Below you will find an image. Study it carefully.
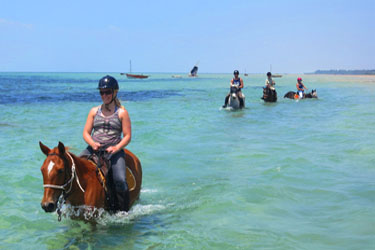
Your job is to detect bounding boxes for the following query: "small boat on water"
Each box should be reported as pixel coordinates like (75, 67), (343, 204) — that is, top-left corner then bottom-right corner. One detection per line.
(126, 73), (149, 79)
(121, 60), (149, 79)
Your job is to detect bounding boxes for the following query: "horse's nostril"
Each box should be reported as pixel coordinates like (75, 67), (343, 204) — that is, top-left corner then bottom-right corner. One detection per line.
(41, 202), (56, 212)
(47, 203), (55, 211)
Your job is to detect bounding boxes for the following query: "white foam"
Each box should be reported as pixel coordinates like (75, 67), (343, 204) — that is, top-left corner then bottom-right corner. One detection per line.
(59, 204), (106, 221)
(141, 188), (158, 193)
(57, 203), (167, 225)
(97, 204), (167, 225)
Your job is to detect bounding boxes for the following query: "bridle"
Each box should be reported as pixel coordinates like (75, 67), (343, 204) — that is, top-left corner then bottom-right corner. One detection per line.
(43, 151), (86, 221)
(43, 152), (85, 194)
(43, 152), (85, 221)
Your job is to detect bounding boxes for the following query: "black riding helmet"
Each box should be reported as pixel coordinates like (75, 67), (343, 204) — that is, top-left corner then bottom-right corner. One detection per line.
(267, 72), (272, 77)
(98, 75), (119, 90)
(233, 70), (239, 75)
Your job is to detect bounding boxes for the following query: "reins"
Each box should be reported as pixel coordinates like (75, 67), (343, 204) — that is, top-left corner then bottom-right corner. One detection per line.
(43, 152), (86, 194)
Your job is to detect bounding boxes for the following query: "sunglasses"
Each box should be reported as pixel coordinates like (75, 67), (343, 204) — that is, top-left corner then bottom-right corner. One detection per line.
(100, 90), (113, 96)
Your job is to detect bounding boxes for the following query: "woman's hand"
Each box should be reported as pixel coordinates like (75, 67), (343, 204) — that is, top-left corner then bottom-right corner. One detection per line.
(106, 145), (120, 154)
(91, 142), (101, 151)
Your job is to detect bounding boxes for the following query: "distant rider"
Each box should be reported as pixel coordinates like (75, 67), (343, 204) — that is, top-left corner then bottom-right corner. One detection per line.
(265, 72), (275, 90)
(223, 70), (244, 108)
(296, 77), (308, 98)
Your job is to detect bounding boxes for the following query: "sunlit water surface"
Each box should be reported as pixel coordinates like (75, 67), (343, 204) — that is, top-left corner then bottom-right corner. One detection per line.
(0, 73), (374, 249)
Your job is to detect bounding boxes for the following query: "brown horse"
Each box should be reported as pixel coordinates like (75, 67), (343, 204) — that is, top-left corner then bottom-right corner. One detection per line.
(39, 141), (142, 219)
(261, 87), (278, 102)
(284, 89), (318, 99)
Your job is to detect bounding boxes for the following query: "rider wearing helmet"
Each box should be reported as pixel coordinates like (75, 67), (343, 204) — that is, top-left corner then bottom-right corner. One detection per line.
(296, 77), (308, 98)
(80, 75), (131, 212)
(223, 70), (245, 108)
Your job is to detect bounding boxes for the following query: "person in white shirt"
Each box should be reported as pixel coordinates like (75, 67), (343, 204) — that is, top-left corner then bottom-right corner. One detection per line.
(265, 72), (275, 90)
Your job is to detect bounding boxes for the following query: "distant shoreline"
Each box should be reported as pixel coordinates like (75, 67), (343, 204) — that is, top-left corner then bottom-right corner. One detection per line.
(306, 74), (375, 77)
(310, 69), (375, 75)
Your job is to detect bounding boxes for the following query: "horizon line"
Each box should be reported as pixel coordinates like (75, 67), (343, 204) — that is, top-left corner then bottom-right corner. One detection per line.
(0, 71), (313, 74)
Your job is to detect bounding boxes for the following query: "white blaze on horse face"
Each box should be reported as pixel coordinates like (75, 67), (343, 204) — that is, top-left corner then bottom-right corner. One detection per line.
(47, 161), (55, 176)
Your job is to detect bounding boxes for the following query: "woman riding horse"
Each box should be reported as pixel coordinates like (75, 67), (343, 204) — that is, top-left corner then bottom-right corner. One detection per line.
(80, 75), (132, 212)
(296, 77), (308, 98)
(223, 70), (245, 108)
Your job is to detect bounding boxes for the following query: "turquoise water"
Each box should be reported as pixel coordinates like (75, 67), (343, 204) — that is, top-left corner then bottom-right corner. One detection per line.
(0, 72), (374, 249)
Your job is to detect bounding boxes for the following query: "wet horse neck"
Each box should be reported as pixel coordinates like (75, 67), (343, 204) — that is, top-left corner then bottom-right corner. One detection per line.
(66, 154), (105, 208)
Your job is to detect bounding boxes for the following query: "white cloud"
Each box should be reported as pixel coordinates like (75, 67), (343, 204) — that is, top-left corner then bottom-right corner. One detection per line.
(0, 18), (33, 29)
(108, 25), (122, 32)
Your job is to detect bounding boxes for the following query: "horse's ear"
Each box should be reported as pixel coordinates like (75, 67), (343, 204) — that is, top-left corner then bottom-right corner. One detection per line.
(58, 141), (65, 155)
(39, 141), (50, 156)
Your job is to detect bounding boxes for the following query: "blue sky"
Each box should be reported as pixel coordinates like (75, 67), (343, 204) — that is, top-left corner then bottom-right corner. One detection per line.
(0, 0), (374, 73)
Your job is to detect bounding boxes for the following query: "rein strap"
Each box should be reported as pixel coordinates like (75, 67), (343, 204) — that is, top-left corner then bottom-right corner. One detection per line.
(43, 152), (85, 194)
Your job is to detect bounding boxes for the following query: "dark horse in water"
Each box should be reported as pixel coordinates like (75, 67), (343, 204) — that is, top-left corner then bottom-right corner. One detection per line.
(39, 141), (142, 220)
(261, 87), (277, 102)
(284, 89), (318, 99)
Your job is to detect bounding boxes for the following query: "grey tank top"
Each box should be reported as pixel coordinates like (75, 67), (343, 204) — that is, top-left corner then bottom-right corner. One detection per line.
(92, 106), (122, 146)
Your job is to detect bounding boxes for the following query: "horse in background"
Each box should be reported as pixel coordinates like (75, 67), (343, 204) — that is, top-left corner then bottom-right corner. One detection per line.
(284, 89), (318, 99)
(261, 87), (277, 102)
(39, 141), (142, 220)
(304, 89), (318, 98)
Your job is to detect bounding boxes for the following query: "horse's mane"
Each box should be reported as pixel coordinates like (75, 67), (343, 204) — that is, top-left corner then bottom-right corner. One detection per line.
(67, 150), (97, 171)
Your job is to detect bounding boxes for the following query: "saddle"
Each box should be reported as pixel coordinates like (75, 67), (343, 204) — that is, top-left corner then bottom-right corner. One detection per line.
(262, 87), (277, 101)
(83, 150), (116, 210)
(82, 150), (137, 211)
(86, 151), (110, 188)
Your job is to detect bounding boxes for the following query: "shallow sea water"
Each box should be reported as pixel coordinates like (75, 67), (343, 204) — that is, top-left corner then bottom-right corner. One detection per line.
(0, 72), (374, 249)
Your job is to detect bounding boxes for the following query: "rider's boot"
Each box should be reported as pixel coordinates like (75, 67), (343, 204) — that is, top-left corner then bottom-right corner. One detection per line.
(116, 189), (130, 212)
(222, 95), (229, 108)
(240, 98), (244, 108)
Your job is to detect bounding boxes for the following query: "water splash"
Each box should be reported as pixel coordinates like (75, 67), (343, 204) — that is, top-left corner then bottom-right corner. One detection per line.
(57, 203), (166, 225)
(141, 188), (158, 193)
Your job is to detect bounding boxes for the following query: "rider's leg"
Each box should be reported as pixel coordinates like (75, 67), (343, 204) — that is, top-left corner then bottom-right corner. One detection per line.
(238, 92), (244, 107)
(262, 87), (268, 99)
(110, 150), (129, 212)
(223, 93), (230, 107)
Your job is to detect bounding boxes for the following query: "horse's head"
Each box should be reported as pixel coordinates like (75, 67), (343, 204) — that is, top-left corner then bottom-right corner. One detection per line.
(230, 86), (239, 99)
(312, 89), (317, 97)
(39, 141), (70, 212)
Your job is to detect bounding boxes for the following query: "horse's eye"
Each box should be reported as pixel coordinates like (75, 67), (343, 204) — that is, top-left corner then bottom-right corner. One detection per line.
(58, 169), (64, 174)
